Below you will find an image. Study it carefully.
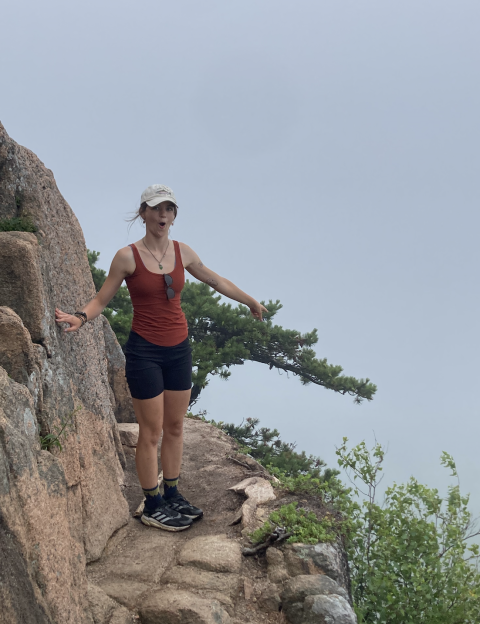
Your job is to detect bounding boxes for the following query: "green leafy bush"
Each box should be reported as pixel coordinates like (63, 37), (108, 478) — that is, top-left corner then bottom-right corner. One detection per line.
(0, 216), (38, 232)
(192, 418), (480, 620)
(337, 439), (480, 624)
(268, 466), (359, 515)
(251, 502), (339, 545)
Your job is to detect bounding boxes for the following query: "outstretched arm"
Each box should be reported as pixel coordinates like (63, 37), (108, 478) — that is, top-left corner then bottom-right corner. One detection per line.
(55, 246), (134, 332)
(181, 243), (267, 321)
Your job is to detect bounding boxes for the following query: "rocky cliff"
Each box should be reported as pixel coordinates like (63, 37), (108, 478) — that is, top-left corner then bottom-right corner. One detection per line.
(0, 122), (130, 623)
(0, 123), (356, 624)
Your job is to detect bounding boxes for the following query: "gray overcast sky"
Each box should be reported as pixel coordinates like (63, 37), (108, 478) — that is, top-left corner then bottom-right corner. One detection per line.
(2, 1), (480, 510)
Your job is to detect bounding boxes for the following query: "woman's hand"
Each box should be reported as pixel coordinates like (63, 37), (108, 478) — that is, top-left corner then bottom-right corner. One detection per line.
(249, 301), (268, 321)
(55, 308), (83, 332)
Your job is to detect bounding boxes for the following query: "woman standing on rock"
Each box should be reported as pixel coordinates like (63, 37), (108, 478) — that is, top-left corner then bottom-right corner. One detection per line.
(55, 184), (267, 532)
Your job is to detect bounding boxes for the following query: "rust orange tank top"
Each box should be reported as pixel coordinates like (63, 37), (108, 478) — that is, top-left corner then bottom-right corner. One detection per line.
(125, 241), (188, 347)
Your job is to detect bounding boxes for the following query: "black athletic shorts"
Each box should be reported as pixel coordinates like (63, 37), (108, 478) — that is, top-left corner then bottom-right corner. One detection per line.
(124, 331), (192, 400)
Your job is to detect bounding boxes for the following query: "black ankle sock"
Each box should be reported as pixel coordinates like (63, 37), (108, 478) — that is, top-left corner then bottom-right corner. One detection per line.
(143, 484), (162, 510)
(163, 476), (179, 499)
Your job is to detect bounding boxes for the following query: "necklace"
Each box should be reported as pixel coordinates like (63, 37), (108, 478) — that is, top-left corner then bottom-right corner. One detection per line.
(143, 238), (170, 270)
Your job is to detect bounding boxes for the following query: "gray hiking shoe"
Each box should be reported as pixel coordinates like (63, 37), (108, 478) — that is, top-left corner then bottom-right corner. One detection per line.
(141, 498), (193, 531)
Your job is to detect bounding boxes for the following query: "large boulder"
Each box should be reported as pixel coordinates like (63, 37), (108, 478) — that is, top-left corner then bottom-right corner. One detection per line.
(0, 510), (52, 624)
(0, 368), (92, 623)
(0, 120), (130, 622)
(86, 583), (134, 624)
(138, 590), (232, 624)
(284, 542), (352, 600)
(0, 306), (41, 393)
(0, 231), (47, 344)
(177, 534), (243, 574)
(281, 575), (356, 624)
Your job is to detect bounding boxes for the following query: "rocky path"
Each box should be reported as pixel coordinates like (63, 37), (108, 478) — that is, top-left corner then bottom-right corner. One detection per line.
(86, 418), (285, 624)
(86, 417), (357, 624)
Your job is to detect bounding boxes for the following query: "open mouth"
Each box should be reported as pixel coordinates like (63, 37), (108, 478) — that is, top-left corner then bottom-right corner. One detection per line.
(159, 222), (166, 227)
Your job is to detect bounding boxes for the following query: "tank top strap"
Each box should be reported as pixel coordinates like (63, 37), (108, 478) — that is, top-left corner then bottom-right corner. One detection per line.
(128, 243), (143, 275)
(173, 240), (184, 270)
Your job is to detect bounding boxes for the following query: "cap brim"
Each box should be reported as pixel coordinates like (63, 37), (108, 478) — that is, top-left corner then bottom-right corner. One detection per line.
(145, 197), (178, 208)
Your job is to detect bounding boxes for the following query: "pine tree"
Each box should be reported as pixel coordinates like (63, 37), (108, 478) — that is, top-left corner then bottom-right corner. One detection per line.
(182, 281), (376, 406)
(214, 416), (337, 479)
(88, 251), (376, 406)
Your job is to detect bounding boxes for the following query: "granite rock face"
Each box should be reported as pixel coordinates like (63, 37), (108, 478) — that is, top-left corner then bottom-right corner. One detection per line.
(266, 547), (289, 584)
(0, 230), (47, 344)
(0, 121), (129, 623)
(0, 368), (91, 623)
(101, 316), (135, 423)
(264, 540), (356, 623)
(284, 542), (351, 595)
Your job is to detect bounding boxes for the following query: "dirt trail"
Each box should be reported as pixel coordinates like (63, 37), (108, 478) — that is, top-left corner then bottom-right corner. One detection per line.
(87, 418), (285, 623)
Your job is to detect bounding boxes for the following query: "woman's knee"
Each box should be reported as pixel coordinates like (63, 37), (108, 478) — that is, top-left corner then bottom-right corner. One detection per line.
(163, 419), (183, 439)
(138, 426), (162, 446)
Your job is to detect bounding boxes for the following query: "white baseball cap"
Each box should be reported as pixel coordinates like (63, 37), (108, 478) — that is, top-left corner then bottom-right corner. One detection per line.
(141, 184), (178, 208)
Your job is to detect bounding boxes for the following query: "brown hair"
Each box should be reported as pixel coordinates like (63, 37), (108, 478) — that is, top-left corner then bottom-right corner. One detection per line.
(126, 201), (178, 231)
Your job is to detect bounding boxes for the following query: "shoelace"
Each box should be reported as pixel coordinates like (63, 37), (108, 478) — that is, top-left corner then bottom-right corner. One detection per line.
(147, 500), (181, 518)
(168, 493), (189, 504)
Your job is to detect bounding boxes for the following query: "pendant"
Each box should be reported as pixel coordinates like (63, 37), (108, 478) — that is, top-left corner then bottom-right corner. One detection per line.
(159, 264), (163, 270)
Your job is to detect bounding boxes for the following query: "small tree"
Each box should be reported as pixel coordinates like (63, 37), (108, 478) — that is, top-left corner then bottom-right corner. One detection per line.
(206, 415), (334, 478)
(337, 439), (480, 624)
(182, 280), (376, 406)
(87, 251), (376, 406)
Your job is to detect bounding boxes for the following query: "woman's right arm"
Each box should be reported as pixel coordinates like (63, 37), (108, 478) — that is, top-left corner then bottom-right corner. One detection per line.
(55, 247), (134, 333)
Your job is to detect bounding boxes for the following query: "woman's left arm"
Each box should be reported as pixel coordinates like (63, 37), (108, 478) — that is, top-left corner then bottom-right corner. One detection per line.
(181, 243), (267, 321)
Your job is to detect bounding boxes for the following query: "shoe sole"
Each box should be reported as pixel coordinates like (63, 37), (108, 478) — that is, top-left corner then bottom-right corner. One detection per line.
(141, 515), (192, 531)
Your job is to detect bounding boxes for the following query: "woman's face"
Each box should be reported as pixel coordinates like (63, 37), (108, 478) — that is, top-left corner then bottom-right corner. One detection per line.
(144, 201), (176, 235)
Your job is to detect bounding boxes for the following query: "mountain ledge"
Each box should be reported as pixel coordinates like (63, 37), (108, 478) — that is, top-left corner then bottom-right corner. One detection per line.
(0, 121), (356, 624)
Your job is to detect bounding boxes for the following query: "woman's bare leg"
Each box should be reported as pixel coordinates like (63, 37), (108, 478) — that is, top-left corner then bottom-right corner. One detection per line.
(161, 389), (191, 478)
(133, 394), (164, 488)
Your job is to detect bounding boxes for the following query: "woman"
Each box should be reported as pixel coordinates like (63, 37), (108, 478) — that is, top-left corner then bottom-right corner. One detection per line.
(55, 184), (267, 532)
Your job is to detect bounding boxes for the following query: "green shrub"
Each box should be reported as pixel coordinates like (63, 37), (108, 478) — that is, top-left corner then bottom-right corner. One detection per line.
(0, 216), (38, 233)
(251, 502), (339, 545)
(337, 439), (480, 624)
(268, 466), (358, 515)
